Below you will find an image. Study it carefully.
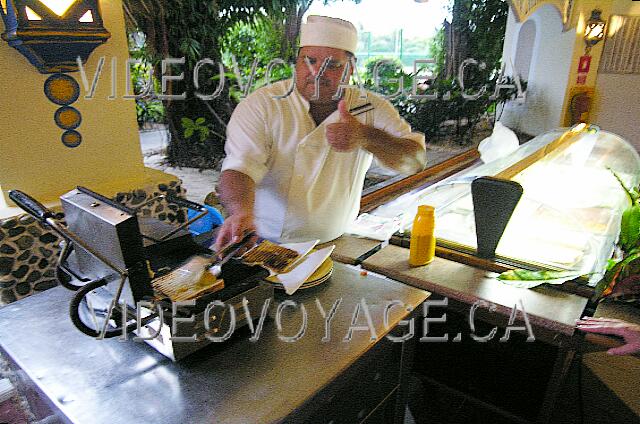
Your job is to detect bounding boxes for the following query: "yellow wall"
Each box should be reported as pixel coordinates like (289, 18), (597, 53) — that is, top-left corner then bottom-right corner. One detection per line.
(559, 0), (640, 126)
(0, 0), (153, 211)
(559, 0), (612, 126)
(611, 0), (640, 15)
(590, 0), (640, 148)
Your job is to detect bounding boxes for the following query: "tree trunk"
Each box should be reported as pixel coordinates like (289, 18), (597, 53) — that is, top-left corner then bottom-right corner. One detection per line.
(449, 0), (470, 80)
(282, 0), (314, 62)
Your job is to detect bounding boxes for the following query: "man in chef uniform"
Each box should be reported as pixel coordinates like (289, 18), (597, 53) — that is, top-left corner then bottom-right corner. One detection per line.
(215, 15), (426, 249)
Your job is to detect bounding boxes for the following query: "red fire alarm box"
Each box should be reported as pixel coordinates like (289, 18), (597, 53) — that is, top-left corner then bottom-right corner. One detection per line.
(578, 55), (592, 73)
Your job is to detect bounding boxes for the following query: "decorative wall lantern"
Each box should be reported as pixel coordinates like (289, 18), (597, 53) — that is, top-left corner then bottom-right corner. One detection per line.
(0, 0), (110, 73)
(584, 9), (606, 54)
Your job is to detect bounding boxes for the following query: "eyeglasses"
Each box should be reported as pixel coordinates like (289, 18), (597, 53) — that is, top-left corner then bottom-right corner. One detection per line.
(299, 55), (347, 71)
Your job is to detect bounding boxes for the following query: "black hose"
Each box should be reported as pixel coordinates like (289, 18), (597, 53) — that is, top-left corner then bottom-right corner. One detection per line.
(69, 278), (139, 338)
(56, 264), (89, 291)
(56, 244), (91, 291)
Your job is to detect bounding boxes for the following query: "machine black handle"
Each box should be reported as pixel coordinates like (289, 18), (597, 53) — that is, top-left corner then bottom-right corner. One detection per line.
(166, 194), (206, 211)
(8, 190), (54, 222)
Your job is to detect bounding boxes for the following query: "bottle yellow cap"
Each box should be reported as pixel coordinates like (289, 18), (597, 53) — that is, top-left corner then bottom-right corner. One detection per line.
(417, 205), (435, 215)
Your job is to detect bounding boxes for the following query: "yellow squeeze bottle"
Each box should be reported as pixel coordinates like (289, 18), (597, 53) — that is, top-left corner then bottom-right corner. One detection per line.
(409, 205), (436, 267)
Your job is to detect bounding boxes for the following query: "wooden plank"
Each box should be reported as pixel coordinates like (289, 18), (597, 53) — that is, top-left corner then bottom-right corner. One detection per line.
(495, 124), (588, 180)
(361, 244), (588, 337)
(318, 235), (381, 265)
(393, 233), (595, 298)
(435, 245), (511, 273)
(360, 149), (480, 213)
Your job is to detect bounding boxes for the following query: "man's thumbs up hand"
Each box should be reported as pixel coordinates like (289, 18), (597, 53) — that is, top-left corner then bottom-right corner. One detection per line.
(326, 100), (366, 152)
(338, 99), (357, 123)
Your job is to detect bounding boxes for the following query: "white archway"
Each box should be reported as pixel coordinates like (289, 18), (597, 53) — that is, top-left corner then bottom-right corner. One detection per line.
(501, 4), (576, 135)
(514, 19), (536, 81)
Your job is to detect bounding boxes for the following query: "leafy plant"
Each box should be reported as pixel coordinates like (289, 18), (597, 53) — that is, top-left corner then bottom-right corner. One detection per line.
(497, 269), (587, 289)
(387, 75), (524, 144)
(123, 0), (300, 169)
(221, 15), (294, 100)
(181, 117), (210, 142)
(428, 27), (446, 77)
(136, 100), (165, 128)
(127, 39), (166, 128)
(447, 0), (509, 81)
(594, 172), (640, 302)
(361, 57), (412, 98)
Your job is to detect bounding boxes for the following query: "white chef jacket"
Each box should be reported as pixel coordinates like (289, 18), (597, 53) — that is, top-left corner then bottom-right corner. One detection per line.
(221, 80), (425, 243)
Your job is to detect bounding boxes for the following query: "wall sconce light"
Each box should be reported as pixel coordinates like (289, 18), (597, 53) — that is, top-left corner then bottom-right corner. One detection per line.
(0, 0), (110, 73)
(584, 9), (606, 54)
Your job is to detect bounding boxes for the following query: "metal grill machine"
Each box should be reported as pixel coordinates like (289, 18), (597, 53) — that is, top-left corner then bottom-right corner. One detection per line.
(9, 188), (273, 361)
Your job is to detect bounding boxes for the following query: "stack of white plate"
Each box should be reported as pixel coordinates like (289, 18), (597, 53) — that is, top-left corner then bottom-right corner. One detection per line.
(266, 257), (334, 291)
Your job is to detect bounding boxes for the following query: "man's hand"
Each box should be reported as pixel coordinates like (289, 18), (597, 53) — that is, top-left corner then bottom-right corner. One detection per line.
(216, 170), (258, 255)
(325, 100), (365, 152)
(214, 213), (258, 256)
(325, 100), (426, 173)
(577, 316), (640, 356)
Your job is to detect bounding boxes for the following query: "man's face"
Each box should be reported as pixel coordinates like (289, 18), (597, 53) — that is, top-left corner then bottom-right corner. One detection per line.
(295, 46), (353, 104)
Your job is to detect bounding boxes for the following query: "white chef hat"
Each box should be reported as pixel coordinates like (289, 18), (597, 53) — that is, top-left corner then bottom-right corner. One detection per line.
(300, 15), (358, 55)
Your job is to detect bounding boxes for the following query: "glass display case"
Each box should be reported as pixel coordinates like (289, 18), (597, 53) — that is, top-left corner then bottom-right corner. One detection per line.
(372, 125), (640, 285)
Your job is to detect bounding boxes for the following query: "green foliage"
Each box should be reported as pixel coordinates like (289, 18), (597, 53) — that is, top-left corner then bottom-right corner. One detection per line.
(123, 0), (338, 169)
(361, 57), (411, 98)
(451, 0), (509, 77)
(594, 174), (640, 300)
(136, 100), (165, 128)
(127, 43), (165, 128)
(620, 206), (640, 253)
(498, 269), (583, 281)
(385, 75), (523, 144)
(221, 15), (294, 98)
(181, 117), (210, 142)
(366, 0), (512, 144)
(613, 172), (640, 254)
(428, 27), (446, 76)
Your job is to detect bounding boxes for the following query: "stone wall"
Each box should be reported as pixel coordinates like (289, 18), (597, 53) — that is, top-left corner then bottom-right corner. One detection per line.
(0, 215), (61, 305)
(0, 179), (184, 306)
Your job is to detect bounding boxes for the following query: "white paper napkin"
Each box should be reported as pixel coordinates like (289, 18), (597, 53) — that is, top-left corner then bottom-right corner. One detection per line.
(273, 245), (335, 295)
(279, 240), (319, 266)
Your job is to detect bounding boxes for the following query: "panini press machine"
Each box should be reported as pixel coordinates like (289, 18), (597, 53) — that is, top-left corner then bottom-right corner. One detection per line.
(9, 188), (273, 361)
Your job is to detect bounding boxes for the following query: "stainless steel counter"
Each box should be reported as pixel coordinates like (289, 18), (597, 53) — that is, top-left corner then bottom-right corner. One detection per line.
(0, 262), (428, 424)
